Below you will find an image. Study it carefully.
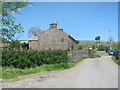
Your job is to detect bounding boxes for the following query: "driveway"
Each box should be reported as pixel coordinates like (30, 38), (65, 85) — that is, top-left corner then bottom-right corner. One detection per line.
(2, 56), (118, 88)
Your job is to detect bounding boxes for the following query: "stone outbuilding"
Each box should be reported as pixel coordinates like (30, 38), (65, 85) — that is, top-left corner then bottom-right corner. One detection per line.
(29, 22), (78, 50)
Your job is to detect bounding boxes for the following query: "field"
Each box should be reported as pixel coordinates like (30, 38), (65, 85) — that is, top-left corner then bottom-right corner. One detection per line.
(78, 44), (119, 49)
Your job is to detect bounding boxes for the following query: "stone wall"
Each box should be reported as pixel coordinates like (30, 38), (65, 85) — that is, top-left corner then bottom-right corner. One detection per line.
(29, 40), (38, 50)
(95, 51), (109, 56)
(67, 49), (99, 63)
(67, 49), (89, 63)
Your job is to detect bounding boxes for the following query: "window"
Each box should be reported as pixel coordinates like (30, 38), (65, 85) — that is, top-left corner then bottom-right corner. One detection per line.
(62, 38), (64, 42)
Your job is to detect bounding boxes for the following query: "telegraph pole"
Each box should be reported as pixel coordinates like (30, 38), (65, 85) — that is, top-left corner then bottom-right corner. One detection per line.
(109, 29), (111, 47)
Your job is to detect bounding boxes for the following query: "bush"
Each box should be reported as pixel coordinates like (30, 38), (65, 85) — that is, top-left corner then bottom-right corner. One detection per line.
(2, 49), (68, 69)
(112, 56), (120, 65)
(113, 51), (120, 60)
(98, 45), (106, 51)
(78, 45), (82, 50)
(92, 45), (96, 49)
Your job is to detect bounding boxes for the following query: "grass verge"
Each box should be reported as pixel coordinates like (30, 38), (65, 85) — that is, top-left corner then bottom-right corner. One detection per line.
(69, 54), (101, 68)
(88, 53), (101, 58)
(1, 54), (101, 81)
(69, 57), (88, 68)
(112, 56), (120, 65)
(1, 63), (70, 81)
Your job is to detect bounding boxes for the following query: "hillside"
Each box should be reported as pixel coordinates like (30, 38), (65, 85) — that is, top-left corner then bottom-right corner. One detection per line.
(78, 40), (118, 45)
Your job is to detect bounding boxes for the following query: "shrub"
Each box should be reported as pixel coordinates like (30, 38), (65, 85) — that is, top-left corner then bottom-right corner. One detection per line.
(112, 56), (120, 65)
(2, 49), (68, 69)
(98, 45), (106, 51)
(78, 45), (82, 50)
(92, 45), (96, 49)
(113, 51), (120, 60)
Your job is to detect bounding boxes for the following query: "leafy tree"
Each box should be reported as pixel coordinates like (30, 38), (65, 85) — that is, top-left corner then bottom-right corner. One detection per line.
(95, 37), (97, 41)
(28, 27), (44, 37)
(9, 40), (20, 48)
(1, 2), (31, 40)
(97, 36), (100, 43)
(95, 36), (101, 43)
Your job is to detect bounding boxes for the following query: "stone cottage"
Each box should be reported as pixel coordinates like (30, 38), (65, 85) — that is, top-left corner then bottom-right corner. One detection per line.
(29, 22), (78, 50)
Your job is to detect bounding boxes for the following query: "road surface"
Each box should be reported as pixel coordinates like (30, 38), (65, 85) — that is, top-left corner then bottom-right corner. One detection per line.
(2, 56), (118, 88)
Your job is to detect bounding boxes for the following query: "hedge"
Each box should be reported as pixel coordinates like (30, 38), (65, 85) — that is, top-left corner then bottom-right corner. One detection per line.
(97, 45), (106, 51)
(2, 49), (68, 69)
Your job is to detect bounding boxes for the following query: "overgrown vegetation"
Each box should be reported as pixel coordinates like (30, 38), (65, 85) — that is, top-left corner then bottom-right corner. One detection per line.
(97, 45), (106, 51)
(2, 49), (68, 69)
(112, 56), (120, 65)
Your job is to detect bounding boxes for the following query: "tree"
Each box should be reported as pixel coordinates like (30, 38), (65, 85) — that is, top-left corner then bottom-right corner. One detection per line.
(109, 36), (114, 42)
(1, 2), (31, 40)
(108, 36), (114, 45)
(95, 37), (98, 41)
(95, 36), (101, 43)
(28, 27), (44, 37)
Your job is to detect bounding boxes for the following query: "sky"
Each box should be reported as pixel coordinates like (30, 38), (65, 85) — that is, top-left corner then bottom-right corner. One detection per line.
(13, 2), (118, 41)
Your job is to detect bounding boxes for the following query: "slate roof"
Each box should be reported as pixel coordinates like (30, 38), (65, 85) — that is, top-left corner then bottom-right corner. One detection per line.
(29, 36), (38, 40)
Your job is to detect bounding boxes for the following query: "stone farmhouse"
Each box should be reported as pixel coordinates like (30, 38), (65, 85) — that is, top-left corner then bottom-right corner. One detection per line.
(29, 22), (78, 50)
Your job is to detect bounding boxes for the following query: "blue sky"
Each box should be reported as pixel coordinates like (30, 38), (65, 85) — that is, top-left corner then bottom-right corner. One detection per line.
(13, 2), (118, 41)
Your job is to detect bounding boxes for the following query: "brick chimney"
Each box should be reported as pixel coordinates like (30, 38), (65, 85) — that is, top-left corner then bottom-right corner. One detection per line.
(49, 22), (57, 29)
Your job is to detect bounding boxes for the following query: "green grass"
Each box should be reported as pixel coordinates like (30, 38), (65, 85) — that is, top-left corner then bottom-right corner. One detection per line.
(1, 60), (83, 81)
(112, 56), (120, 65)
(79, 45), (92, 48)
(69, 57), (88, 68)
(79, 44), (119, 49)
(88, 53), (101, 58)
(69, 54), (101, 68)
(1, 63), (70, 80)
(111, 45), (119, 49)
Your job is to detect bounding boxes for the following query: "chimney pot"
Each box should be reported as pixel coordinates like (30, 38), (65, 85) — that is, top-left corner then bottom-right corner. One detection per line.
(50, 22), (57, 29)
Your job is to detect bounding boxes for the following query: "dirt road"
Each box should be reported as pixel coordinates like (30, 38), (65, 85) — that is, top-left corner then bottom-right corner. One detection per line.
(2, 56), (118, 88)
